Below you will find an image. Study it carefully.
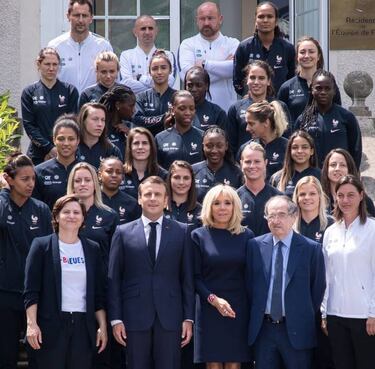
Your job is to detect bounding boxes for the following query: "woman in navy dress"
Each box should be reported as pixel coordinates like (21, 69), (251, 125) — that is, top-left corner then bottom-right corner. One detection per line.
(270, 130), (320, 197)
(165, 160), (201, 229)
(192, 184), (254, 368)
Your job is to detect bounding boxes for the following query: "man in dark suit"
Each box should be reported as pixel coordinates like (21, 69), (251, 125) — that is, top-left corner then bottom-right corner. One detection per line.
(246, 195), (325, 369)
(108, 176), (195, 369)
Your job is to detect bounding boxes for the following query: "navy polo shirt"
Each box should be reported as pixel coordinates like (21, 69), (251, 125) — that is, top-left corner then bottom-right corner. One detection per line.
(295, 104), (362, 168)
(233, 34), (295, 96)
(133, 87), (176, 136)
(271, 167), (321, 198)
(300, 215), (334, 244)
(164, 202), (202, 229)
(192, 99), (228, 131)
(155, 126), (204, 170)
(119, 166), (168, 199)
(237, 183), (283, 236)
(102, 190), (141, 224)
(78, 141), (123, 169)
(34, 158), (79, 209)
(277, 75), (342, 126)
(193, 160), (243, 203)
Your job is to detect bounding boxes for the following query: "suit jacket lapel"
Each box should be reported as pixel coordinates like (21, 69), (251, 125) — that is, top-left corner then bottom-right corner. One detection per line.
(285, 232), (303, 288)
(51, 234), (62, 311)
(135, 218), (153, 267)
(260, 234), (274, 283)
(155, 216), (170, 267)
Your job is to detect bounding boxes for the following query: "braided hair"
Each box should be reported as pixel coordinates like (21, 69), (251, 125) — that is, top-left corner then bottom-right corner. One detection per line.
(184, 65), (212, 101)
(299, 69), (336, 131)
(99, 85), (135, 125)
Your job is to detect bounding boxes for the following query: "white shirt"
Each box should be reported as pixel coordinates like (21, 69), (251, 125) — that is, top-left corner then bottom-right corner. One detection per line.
(120, 45), (176, 94)
(322, 216), (375, 318)
(48, 32), (113, 93)
(59, 239), (87, 312)
(178, 32), (239, 112)
(141, 214), (163, 258)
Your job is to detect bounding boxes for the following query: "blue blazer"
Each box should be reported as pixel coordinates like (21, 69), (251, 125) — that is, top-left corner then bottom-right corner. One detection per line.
(246, 231), (326, 350)
(24, 233), (106, 349)
(108, 217), (195, 331)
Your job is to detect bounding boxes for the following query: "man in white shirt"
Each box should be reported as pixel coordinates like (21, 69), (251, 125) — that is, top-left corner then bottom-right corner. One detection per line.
(178, 2), (239, 112)
(108, 176), (194, 369)
(119, 15), (176, 94)
(48, 0), (113, 93)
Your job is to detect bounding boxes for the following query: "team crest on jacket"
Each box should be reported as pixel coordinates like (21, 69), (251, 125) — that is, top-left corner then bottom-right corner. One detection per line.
(96, 215), (103, 225)
(187, 212), (194, 222)
(203, 115), (210, 124)
(272, 152), (279, 160)
(332, 119), (339, 128)
(119, 206), (126, 217)
(191, 142), (197, 150)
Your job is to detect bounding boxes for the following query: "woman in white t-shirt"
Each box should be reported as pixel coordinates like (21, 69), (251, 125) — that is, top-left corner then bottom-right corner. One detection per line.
(24, 194), (107, 369)
(322, 175), (375, 369)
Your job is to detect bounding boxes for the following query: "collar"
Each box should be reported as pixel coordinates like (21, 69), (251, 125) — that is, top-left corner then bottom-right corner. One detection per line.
(273, 230), (293, 249)
(197, 31), (223, 44)
(141, 214), (164, 228)
(135, 44), (157, 57)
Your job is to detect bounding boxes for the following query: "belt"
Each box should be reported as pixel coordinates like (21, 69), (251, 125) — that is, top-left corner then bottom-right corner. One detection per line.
(61, 311), (86, 320)
(264, 314), (285, 324)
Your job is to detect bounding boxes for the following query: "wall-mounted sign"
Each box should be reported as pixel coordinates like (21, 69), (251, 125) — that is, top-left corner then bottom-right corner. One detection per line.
(330, 0), (375, 50)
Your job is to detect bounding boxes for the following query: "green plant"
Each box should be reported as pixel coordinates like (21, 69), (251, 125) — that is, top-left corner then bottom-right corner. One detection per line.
(0, 92), (21, 172)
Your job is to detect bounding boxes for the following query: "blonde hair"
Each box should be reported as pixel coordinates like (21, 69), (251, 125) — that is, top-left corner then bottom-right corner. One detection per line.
(95, 51), (120, 71)
(200, 184), (244, 235)
(240, 141), (267, 161)
(292, 176), (329, 232)
(67, 162), (111, 211)
(246, 100), (288, 138)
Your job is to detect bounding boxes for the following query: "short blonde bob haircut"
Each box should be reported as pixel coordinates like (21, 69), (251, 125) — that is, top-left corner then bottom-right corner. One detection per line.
(200, 184), (244, 235)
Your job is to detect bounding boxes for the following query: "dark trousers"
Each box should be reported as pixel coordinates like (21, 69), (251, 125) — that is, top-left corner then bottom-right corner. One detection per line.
(327, 315), (375, 369)
(0, 307), (24, 369)
(181, 338), (205, 369)
(126, 315), (181, 369)
(35, 312), (94, 369)
(313, 315), (334, 369)
(93, 320), (126, 369)
(254, 320), (312, 369)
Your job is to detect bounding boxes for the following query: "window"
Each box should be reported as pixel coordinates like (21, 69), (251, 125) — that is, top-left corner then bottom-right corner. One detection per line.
(91, 0), (171, 55)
